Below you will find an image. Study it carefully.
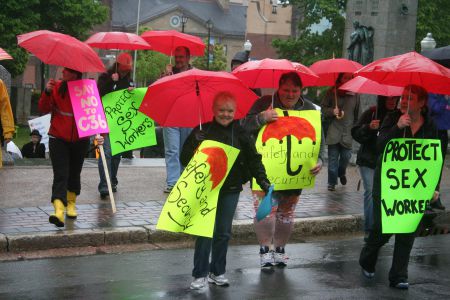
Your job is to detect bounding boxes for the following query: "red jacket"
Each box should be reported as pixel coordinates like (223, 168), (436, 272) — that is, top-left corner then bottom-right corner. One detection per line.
(39, 81), (84, 142)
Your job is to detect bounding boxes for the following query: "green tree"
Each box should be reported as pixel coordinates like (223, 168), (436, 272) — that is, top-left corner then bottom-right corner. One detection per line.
(415, 0), (450, 50)
(0, 0), (108, 78)
(134, 27), (170, 86)
(273, 0), (347, 66)
(135, 50), (170, 86)
(192, 40), (227, 71)
(0, 1), (40, 77)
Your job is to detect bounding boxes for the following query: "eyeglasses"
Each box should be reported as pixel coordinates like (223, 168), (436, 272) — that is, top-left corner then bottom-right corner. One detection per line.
(175, 55), (186, 59)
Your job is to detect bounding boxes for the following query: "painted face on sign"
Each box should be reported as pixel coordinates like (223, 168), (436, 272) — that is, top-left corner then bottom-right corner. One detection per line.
(278, 80), (302, 109)
(213, 96), (236, 127)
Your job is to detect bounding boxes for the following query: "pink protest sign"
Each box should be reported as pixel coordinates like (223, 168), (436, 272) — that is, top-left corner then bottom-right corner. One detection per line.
(68, 79), (109, 138)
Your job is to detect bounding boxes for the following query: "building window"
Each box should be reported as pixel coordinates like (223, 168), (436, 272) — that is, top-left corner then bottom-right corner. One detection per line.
(169, 15), (181, 28)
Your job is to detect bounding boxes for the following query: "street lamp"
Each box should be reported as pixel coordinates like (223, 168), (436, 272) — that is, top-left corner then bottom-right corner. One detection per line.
(244, 39), (252, 60)
(420, 33), (436, 52)
(181, 14), (189, 33)
(270, 0), (278, 14)
(205, 19), (213, 70)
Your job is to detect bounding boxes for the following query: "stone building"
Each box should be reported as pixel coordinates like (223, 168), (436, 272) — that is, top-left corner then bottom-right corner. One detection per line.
(110, 0), (248, 69)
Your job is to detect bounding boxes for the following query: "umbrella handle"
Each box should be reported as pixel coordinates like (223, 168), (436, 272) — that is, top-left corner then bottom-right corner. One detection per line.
(334, 88), (345, 119)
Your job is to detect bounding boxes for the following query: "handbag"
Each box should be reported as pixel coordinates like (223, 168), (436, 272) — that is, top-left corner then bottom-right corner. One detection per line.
(256, 185), (276, 221)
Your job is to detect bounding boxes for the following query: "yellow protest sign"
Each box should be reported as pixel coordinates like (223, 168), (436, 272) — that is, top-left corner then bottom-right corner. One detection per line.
(156, 140), (240, 237)
(253, 109), (321, 191)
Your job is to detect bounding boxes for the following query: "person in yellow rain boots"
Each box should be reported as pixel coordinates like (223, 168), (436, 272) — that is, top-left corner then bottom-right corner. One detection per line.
(49, 199), (65, 227)
(40, 68), (104, 227)
(66, 191), (78, 218)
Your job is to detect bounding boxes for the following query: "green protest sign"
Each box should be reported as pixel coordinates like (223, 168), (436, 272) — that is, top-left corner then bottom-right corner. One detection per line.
(157, 140), (240, 237)
(252, 109), (321, 191)
(102, 88), (156, 155)
(381, 138), (442, 234)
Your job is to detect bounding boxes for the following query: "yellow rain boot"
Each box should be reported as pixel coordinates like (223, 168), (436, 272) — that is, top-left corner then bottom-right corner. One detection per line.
(49, 199), (65, 227)
(66, 191), (78, 218)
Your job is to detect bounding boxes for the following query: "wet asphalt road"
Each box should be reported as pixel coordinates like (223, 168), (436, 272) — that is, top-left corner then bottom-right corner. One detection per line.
(0, 235), (449, 300)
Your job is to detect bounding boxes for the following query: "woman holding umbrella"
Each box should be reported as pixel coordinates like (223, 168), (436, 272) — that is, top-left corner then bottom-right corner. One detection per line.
(242, 72), (324, 267)
(40, 68), (104, 227)
(181, 91), (271, 289)
(359, 84), (439, 289)
(351, 95), (400, 240)
(321, 72), (359, 191)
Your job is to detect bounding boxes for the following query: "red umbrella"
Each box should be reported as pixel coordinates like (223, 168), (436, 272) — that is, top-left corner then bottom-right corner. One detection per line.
(139, 69), (258, 127)
(292, 62), (320, 87)
(140, 30), (205, 56)
(0, 48), (13, 61)
(355, 51), (450, 95)
(17, 30), (105, 73)
(309, 58), (363, 86)
(232, 58), (319, 88)
(338, 76), (403, 96)
(309, 58), (363, 118)
(85, 31), (152, 50)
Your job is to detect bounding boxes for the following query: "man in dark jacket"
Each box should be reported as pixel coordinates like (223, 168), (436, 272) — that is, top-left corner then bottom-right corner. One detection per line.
(21, 129), (46, 158)
(97, 52), (134, 199)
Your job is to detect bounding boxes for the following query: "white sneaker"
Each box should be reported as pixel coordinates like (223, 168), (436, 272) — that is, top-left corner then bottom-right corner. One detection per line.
(260, 251), (274, 267)
(273, 251), (288, 266)
(208, 273), (229, 286)
(190, 277), (207, 290)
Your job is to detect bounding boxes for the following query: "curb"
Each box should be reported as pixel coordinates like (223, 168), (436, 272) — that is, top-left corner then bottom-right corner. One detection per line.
(2, 214), (364, 252)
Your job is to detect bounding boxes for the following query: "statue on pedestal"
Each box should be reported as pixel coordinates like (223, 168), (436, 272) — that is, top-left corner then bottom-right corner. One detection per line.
(347, 21), (374, 65)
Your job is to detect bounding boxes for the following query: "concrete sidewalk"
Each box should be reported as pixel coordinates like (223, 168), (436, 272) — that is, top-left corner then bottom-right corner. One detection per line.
(0, 158), (448, 252)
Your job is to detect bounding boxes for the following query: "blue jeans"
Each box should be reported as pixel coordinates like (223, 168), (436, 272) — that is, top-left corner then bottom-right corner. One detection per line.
(98, 134), (121, 194)
(163, 127), (192, 187)
(359, 166), (374, 232)
(192, 192), (240, 278)
(327, 144), (352, 186)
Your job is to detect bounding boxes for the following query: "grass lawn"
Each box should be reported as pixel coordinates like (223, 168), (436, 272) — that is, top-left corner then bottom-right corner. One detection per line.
(13, 125), (32, 149)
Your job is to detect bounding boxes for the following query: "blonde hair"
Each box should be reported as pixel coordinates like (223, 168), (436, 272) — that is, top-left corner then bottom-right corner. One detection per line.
(213, 91), (236, 107)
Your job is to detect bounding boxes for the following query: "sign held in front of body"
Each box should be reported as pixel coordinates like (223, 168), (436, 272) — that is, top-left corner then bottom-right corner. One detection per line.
(253, 109), (321, 191)
(381, 138), (442, 234)
(68, 79), (109, 138)
(157, 140), (240, 238)
(102, 88), (156, 156)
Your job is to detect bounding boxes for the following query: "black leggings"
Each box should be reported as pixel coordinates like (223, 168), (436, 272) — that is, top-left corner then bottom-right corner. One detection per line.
(49, 137), (89, 205)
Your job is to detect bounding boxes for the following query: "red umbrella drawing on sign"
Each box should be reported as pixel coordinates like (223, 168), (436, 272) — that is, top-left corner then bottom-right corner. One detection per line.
(261, 111), (317, 176)
(201, 147), (228, 190)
